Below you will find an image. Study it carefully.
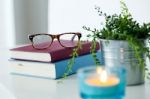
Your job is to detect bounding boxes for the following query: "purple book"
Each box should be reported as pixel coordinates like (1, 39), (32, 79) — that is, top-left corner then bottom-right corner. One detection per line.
(10, 41), (100, 62)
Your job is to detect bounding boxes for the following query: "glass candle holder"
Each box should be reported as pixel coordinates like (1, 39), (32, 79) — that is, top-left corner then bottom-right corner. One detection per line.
(77, 66), (126, 99)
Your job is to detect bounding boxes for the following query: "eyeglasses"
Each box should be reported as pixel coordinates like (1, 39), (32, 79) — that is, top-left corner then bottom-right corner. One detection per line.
(28, 32), (82, 49)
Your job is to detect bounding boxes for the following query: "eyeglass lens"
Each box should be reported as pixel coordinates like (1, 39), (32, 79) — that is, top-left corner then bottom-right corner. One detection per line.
(32, 35), (52, 49)
(59, 34), (79, 47)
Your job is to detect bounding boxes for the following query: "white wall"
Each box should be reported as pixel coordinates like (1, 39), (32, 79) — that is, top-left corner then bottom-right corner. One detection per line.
(49, 0), (150, 37)
(0, 0), (14, 48)
(49, 0), (106, 36)
(0, 0), (48, 47)
(13, 0), (48, 45)
(0, 0), (7, 48)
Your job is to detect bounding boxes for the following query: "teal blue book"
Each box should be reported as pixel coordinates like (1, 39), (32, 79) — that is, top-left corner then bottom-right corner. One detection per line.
(9, 52), (103, 79)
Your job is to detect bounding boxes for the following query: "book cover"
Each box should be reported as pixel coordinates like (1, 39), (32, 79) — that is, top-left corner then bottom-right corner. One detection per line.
(9, 51), (103, 79)
(10, 41), (100, 62)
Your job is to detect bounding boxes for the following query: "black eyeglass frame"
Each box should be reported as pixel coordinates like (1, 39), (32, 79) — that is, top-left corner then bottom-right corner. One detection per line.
(28, 32), (82, 49)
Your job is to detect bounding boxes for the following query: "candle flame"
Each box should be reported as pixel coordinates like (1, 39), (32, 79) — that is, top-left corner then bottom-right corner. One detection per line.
(100, 70), (108, 83)
(96, 67), (108, 83)
(96, 67), (103, 74)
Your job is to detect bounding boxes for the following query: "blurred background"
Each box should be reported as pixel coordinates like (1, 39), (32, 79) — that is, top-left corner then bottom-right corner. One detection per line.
(0, 0), (48, 48)
(0, 0), (150, 98)
(0, 0), (150, 48)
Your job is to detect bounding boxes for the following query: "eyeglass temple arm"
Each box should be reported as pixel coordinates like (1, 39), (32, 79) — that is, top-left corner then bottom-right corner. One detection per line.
(71, 34), (76, 41)
(71, 33), (81, 41)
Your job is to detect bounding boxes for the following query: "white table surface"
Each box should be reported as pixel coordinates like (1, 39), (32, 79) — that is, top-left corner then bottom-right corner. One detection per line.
(0, 48), (150, 99)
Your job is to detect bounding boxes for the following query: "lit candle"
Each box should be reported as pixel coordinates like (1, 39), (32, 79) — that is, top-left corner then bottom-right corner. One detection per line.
(86, 69), (120, 87)
(78, 66), (126, 99)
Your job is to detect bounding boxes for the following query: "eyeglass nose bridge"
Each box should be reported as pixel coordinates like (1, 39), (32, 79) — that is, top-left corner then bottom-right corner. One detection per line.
(51, 34), (66, 47)
(51, 35), (60, 40)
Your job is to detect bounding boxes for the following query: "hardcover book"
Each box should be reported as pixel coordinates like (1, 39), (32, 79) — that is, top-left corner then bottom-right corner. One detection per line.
(10, 41), (100, 62)
(9, 52), (103, 79)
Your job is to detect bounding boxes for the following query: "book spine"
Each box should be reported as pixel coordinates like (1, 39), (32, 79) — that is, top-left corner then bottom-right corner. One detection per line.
(54, 51), (103, 79)
(50, 42), (100, 62)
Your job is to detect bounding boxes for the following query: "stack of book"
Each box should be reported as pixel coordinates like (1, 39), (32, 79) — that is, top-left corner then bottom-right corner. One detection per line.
(9, 41), (102, 79)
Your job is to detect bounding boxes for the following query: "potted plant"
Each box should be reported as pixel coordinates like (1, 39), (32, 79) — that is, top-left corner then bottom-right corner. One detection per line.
(83, 0), (150, 85)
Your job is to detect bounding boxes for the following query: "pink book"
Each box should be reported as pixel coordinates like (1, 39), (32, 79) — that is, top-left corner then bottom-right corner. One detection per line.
(10, 40), (100, 62)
